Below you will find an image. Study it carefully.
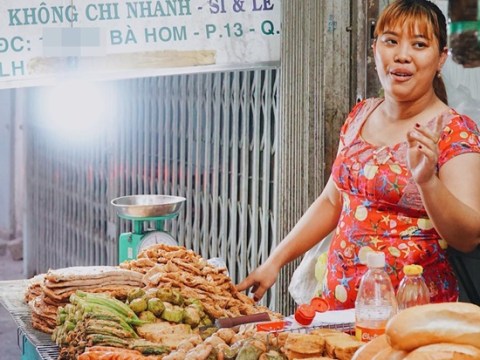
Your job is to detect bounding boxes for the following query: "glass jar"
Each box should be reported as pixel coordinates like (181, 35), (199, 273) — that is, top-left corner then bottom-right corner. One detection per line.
(396, 264), (430, 311)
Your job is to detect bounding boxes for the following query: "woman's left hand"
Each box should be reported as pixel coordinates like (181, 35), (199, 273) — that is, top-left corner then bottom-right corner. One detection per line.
(406, 118), (443, 185)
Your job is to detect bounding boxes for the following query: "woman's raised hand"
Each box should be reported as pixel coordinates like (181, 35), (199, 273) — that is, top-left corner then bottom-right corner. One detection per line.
(406, 117), (443, 185)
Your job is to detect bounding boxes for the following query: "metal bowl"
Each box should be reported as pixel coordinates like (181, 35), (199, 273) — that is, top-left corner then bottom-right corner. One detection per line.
(111, 195), (186, 219)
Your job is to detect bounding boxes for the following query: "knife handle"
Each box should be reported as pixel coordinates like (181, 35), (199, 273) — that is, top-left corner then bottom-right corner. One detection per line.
(215, 312), (271, 328)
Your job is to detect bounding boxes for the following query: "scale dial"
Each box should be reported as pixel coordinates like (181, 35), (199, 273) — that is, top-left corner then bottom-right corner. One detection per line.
(138, 231), (178, 251)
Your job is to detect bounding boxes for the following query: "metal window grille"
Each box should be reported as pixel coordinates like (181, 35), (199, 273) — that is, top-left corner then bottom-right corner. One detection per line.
(24, 68), (280, 309)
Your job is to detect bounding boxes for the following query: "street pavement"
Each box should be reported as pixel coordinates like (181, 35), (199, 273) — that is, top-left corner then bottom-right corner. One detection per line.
(0, 251), (24, 359)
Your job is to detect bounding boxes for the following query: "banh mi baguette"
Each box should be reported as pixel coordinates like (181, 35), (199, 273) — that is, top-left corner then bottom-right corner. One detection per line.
(351, 334), (389, 360)
(352, 334), (407, 360)
(385, 302), (480, 352)
(372, 347), (409, 360)
(402, 343), (480, 360)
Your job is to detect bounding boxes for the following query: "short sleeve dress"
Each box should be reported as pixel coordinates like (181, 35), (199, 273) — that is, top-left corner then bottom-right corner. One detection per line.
(325, 98), (480, 310)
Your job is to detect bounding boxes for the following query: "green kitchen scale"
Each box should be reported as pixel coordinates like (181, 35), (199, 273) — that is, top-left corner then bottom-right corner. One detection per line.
(111, 195), (186, 263)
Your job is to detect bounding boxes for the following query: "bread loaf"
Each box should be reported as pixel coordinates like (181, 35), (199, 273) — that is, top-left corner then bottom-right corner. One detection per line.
(386, 302), (480, 352)
(402, 343), (480, 360)
(323, 332), (363, 360)
(283, 333), (325, 359)
(351, 334), (389, 360)
(372, 347), (408, 360)
(352, 334), (408, 360)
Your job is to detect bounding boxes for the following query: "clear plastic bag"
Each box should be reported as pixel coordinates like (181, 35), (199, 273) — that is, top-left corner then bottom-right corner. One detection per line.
(288, 233), (332, 305)
(207, 257), (229, 276)
(447, 83), (480, 124)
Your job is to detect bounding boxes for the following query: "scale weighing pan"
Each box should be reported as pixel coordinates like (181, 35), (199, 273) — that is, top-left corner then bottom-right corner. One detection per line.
(111, 195), (186, 220)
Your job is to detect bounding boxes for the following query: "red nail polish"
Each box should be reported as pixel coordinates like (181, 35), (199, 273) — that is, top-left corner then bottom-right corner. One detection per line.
(415, 123), (420, 128)
(418, 145), (423, 149)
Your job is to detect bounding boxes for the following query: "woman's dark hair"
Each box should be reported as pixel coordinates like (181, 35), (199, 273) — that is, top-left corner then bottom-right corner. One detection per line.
(374, 0), (448, 104)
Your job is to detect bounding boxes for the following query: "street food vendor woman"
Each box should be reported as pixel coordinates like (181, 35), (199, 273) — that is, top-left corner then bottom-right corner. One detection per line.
(237, 0), (480, 309)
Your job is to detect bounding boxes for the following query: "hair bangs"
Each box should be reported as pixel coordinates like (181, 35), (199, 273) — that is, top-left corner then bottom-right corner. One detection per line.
(375, 3), (438, 46)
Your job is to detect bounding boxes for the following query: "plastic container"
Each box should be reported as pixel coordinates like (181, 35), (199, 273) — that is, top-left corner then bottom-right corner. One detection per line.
(294, 304), (315, 326)
(396, 264), (430, 311)
(310, 297), (329, 313)
(256, 320), (286, 332)
(355, 252), (398, 342)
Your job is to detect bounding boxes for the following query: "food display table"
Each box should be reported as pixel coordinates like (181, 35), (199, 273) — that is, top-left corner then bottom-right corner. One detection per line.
(0, 279), (356, 360)
(0, 280), (59, 360)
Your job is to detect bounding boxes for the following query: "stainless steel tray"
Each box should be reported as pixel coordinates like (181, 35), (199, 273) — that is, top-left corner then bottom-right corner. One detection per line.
(0, 280), (59, 360)
(111, 195), (186, 219)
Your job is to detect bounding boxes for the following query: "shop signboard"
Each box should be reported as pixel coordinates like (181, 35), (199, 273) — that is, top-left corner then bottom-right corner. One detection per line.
(0, 0), (281, 89)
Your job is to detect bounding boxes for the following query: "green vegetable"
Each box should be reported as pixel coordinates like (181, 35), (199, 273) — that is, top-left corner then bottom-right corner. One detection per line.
(185, 298), (205, 316)
(84, 318), (138, 338)
(160, 303), (185, 323)
(147, 298), (165, 317)
(130, 339), (170, 355)
(56, 312), (67, 326)
(64, 320), (76, 332)
(222, 346), (240, 360)
(86, 333), (130, 347)
(183, 305), (201, 327)
(144, 288), (160, 299)
(138, 310), (157, 323)
(127, 288), (145, 303)
(170, 289), (184, 306)
(200, 315), (213, 327)
(199, 326), (218, 340)
(236, 343), (263, 360)
(72, 291), (143, 325)
(85, 324), (135, 339)
(156, 288), (176, 303)
(129, 298), (148, 314)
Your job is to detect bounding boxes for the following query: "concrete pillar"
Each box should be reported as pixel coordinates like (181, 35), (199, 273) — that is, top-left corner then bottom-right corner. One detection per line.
(0, 89), (15, 241)
(276, 0), (355, 315)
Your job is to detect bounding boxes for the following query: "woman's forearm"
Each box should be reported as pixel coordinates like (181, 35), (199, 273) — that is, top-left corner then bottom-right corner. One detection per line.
(265, 192), (341, 269)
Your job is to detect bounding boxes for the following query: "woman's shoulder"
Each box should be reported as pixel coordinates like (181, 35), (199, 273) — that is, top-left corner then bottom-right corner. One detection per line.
(438, 108), (480, 136)
(343, 98), (382, 127)
(339, 98), (383, 146)
(438, 108), (480, 165)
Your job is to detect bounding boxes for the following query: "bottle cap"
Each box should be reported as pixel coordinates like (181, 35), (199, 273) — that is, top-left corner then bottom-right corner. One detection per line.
(367, 251), (385, 268)
(310, 297), (329, 313)
(403, 264), (423, 276)
(294, 304), (315, 325)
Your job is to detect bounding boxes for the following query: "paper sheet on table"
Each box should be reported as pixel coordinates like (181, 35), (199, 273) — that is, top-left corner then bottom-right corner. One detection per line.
(311, 308), (355, 325)
(285, 308), (355, 330)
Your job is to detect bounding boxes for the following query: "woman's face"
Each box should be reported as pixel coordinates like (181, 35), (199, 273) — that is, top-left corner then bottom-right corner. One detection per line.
(373, 22), (447, 102)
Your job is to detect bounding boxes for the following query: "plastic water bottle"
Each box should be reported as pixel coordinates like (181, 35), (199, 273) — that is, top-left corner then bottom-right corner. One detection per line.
(355, 252), (398, 342)
(396, 264), (430, 310)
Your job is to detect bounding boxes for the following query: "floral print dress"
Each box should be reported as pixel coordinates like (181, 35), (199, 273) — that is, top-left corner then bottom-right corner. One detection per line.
(323, 98), (480, 310)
